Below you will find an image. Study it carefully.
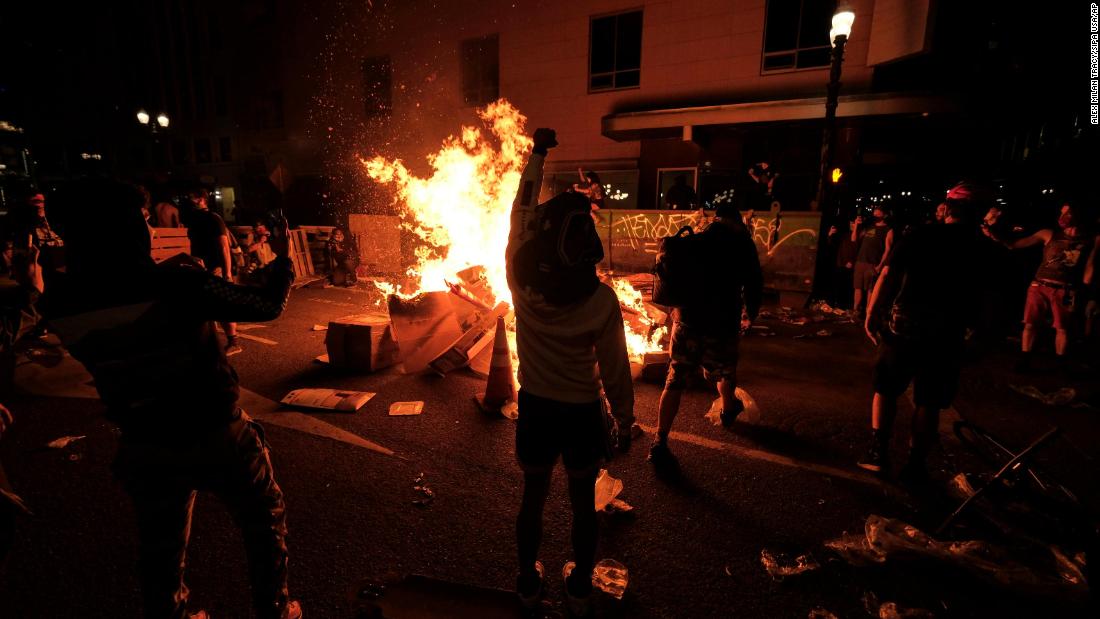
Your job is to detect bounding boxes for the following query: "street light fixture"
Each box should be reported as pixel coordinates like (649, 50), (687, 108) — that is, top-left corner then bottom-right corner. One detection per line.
(809, 6), (855, 302)
(156, 113), (170, 129)
(136, 109), (150, 125)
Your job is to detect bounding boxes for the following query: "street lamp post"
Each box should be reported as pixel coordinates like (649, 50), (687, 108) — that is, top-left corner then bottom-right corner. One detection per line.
(809, 8), (854, 303)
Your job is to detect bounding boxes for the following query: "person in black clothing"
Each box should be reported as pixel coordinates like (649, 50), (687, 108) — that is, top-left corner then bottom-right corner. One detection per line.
(185, 188), (243, 355)
(42, 179), (300, 619)
(649, 202), (763, 470)
(326, 228), (358, 287)
(857, 187), (988, 481)
(664, 174), (697, 210)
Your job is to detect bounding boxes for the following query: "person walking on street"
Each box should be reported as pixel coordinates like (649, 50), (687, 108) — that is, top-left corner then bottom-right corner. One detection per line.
(507, 128), (633, 617)
(649, 200), (763, 472)
(858, 186), (989, 482)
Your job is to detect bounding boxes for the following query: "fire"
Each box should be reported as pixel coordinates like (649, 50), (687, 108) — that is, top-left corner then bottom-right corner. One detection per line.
(362, 100), (529, 305)
(610, 277), (668, 361)
(362, 99), (663, 363)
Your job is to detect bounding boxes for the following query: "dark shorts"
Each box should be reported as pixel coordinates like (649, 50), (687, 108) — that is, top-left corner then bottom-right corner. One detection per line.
(665, 321), (740, 390)
(1023, 283), (1073, 330)
(872, 335), (962, 409)
(854, 262), (878, 291)
(515, 390), (607, 476)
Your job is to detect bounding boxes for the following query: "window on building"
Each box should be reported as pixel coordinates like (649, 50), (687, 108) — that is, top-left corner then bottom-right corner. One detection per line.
(219, 137), (232, 162)
(171, 139), (189, 165)
(194, 137), (212, 164)
(762, 0), (834, 72)
(213, 76), (228, 117)
(460, 35), (499, 106)
(362, 56), (393, 116)
(589, 10), (643, 92)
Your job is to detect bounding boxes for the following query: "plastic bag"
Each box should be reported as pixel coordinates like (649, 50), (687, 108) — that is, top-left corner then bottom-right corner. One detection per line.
(760, 549), (820, 581)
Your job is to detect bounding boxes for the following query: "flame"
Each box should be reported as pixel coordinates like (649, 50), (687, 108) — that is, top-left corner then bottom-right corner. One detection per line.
(610, 277), (668, 361)
(363, 99), (664, 364)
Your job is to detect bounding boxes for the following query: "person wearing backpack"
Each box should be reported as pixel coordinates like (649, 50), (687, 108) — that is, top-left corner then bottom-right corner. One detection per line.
(649, 201), (763, 472)
(506, 128), (634, 617)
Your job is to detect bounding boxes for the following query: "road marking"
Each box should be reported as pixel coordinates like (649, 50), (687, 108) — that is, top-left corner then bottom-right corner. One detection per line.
(636, 423), (881, 486)
(237, 333), (279, 346)
(239, 388), (403, 460)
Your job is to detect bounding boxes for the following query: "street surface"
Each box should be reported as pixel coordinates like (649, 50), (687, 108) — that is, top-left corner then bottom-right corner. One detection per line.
(1, 285), (1095, 618)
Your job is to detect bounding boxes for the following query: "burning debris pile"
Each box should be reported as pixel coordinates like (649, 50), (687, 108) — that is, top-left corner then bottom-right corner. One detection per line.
(333, 100), (666, 396)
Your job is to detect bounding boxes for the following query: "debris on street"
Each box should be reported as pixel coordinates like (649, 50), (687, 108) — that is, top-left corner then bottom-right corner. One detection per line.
(281, 388), (376, 412)
(807, 608), (838, 619)
(825, 515), (1089, 593)
(412, 473), (434, 507)
(759, 549), (820, 581)
(1008, 384), (1076, 406)
(389, 401), (424, 416)
(46, 435), (86, 449)
(594, 468), (632, 513)
(592, 559), (629, 599)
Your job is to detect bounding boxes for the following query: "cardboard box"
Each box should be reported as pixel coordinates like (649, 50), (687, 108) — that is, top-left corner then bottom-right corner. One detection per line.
(324, 313), (401, 372)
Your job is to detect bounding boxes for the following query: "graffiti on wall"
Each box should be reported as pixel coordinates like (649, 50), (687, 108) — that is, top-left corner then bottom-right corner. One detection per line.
(609, 211), (709, 254)
(745, 214), (818, 256)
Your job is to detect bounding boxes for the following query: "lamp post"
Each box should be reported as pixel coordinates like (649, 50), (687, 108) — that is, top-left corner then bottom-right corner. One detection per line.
(136, 109), (170, 133)
(809, 8), (854, 304)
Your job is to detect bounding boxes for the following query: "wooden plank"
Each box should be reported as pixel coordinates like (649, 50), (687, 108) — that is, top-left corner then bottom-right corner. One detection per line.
(152, 227), (189, 238)
(348, 214), (402, 274)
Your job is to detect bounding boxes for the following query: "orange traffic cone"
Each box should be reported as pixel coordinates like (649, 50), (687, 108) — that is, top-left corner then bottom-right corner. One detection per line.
(475, 316), (516, 415)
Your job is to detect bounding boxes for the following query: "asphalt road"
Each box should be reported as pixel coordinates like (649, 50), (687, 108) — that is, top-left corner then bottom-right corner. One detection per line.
(1, 285), (1095, 618)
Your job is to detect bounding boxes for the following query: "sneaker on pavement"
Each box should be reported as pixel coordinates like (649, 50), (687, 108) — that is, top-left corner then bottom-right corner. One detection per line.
(562, 562), (592, 617)
(720, 398), (745, 427)
(225, 338), (243, 356)
(857, 441), (888, 474)
(647, 441), (677, 467)
(516, 561), (545, 610)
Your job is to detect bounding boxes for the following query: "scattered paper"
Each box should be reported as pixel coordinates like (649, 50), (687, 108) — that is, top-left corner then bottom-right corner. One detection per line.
(389, 401), (424, 416)
(311, 324), (328, 331)
(46, 435), (86, 449)
(281, 388), (376, 412)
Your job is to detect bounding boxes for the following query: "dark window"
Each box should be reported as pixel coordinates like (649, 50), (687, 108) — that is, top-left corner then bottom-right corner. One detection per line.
(762, 0), (834, 72)
(362, 56), (393, 116)
(589, 10), (643, 92)
(460, 35), (499, 106)
(195, 137), (212, 164)
(171, 139), (189, 164)
(213, 76), (228, 116)
(219, 137), (232, 162)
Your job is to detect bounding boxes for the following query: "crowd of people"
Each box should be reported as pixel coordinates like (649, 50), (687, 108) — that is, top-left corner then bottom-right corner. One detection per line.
(0, 132), (1095, 617)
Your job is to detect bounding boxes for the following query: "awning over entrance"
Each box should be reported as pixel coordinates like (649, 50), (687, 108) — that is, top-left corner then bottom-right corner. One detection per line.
(601, 92), (956, 141)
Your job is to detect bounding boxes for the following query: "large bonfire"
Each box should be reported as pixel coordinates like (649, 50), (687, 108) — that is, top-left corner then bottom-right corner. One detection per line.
(361, 99), (665, 362)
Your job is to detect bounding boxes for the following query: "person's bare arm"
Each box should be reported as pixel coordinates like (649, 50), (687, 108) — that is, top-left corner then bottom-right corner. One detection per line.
(876, 229), (895, 273)
(1004, 229), (1052, 250)
(1084, 235), (1100, 286)
(864, 266), (891, 346)
(219, 234), (233, 280)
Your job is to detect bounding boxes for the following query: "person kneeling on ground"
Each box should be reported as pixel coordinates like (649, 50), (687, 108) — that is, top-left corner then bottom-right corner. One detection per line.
(506, 128), (633, 617)
(41, 179), (301, 619)
(858, 184), (990, 482)
(650, 200), (763, 471)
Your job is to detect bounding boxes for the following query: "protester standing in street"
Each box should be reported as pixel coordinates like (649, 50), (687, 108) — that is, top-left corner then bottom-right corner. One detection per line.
(986, 200), (1098, 371)
(42, 179), (300, 619)
(829, 219), (859, 309)
(185, 188), (242, 355)
(858, 186), (988, 481)
(649, 200), (763, 472)
(851, 207), (894, 316)
(507, 129), (633, 617)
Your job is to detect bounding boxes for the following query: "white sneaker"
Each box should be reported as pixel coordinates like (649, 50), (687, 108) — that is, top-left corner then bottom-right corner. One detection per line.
(516, 560), (544, 609)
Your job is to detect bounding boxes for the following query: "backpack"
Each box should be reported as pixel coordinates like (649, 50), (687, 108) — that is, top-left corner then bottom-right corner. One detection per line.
(652, 225), (708, 308)
(512, 191), (604, 306)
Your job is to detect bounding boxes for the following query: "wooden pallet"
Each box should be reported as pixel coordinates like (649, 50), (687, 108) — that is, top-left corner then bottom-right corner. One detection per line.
(288, 229), (314, 279)
(150, 228), (190, 263)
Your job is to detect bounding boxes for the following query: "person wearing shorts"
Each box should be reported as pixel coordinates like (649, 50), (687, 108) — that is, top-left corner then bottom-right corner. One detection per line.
(859, 187), (987, 481)
(987, 201), (1099, 370)
(506, 129), (634, 616)
(851, 207), (894, 316)
(650, 204), (762, 471)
